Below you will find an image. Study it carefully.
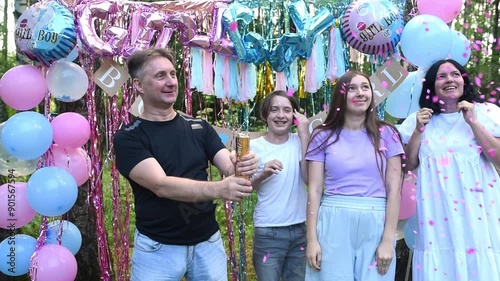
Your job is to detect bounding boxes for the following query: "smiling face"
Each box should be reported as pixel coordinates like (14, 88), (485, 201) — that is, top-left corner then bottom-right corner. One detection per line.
(134, 56), (178, 108)
(345, 74), (373, 116)
(434, 62), (464, 103)
(266, 95), (294, 137)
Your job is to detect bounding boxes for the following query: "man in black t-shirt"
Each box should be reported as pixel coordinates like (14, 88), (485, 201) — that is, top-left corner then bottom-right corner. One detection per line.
(113, 48), (258, 281)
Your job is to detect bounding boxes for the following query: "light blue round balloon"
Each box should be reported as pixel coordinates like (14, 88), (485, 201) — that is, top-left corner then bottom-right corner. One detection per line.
(400, 14), (453, 68)
(1, 111), (53, 160)
(27, 167), (78, 217)
(404, 214), (419, 251)
(45, 220), (82, 255)
(0, 234), (36, 276)
(385, 71), (424, 119)
(448, 30), (471, 66)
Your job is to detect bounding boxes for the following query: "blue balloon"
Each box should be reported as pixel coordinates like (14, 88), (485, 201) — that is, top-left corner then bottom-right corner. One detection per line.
(404, 214), (419, 251)
(1, 111), (53, 160)
(46, 220), (82, 255)
(222, 2), (269, 64)
(0, 234), (36, 276)
(448, 30), (471, 66)
(400, 14), (453, 68)
(27, 167), (78, 217)
(269, 34), (303, 72)
(385, 71), (424, 118)
(218, 133), (229, 145)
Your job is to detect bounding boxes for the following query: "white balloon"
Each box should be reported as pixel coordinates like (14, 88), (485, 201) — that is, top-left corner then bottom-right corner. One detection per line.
(46, 61), (89, 102)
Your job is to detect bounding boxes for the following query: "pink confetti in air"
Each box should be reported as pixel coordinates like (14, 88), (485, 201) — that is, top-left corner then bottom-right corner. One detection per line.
(475, 76), (482, 87)
(322, 104), (328, 110)
(428, 220), (435, 226)
(263, 252), (270, 263)
(467, 248), (476, 255)
(287, 88), (295, 96)
(381, 81), (388, 89)
(293, 119), (299, 125)
(230, 22), (238, 32)
(432, 96), (439, 103)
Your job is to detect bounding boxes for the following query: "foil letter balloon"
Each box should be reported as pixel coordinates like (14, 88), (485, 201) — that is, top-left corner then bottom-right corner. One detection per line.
(14, 1), (77, 66)
(341, 0), (403, 55)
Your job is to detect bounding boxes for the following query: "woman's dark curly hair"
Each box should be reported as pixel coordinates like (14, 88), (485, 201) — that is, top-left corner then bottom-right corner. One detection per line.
(419, 59), (481, 114)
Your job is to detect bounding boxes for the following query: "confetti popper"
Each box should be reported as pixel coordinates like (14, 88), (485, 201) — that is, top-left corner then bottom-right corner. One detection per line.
(235, 132), (249, 281)
(235, 133), (250, 179)
(224, 199), (239, 281)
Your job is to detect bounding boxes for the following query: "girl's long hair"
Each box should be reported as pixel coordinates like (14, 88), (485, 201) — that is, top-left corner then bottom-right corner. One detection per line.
(307, 71), (401, 180)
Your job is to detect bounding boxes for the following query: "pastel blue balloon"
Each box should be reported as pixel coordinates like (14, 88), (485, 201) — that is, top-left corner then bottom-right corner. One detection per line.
(289, 0), (309, 33)
(0, 234), (36, 276)
(222, 3), (252, 61)
(27, 167), (78, 217)
(385, 71), (424, 118)
(269, 34), (303, 72)
(46, 220), (82, 255)
(1, 111), (53, 160)
(218, 133), (229, 145)
(242, 32), (269, 65)
(447, 30), (471, 66)
(400, 15), (452, 68)
(299, 8), (334, 58)
(404, 214), (419, 251)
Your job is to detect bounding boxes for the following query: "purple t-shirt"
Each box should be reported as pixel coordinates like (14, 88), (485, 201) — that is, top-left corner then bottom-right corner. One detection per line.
(306, 125), (404, 198)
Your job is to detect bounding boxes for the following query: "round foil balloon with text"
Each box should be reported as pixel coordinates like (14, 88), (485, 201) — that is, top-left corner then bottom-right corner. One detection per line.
(341, 0), (403, 55)
(14, 1), (77, 66)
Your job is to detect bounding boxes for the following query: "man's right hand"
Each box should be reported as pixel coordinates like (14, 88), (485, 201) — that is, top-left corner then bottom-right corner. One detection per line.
(219, 175), (253, 202)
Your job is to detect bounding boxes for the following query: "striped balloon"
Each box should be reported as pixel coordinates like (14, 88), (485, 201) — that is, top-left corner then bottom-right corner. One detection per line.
(341, 0), (404, 55)
(14, 1), (77, 66)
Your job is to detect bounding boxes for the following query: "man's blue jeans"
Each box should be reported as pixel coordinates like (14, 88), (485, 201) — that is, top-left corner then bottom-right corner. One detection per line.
(131, 230), (227, 281)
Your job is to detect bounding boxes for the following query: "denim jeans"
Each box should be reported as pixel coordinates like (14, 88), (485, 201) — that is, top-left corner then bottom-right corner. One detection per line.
(252, 223), (307, 281)
(131, 230), (227, 281)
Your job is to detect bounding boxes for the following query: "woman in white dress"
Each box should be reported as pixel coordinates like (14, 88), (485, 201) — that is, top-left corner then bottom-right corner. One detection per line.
(398, 59), (500, 281)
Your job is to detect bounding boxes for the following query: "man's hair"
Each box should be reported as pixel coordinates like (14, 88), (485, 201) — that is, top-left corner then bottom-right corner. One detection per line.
(127, 48), (176, 79)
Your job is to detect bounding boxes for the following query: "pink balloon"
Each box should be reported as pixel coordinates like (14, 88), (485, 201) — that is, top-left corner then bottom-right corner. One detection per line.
(399, 179), (417, 220)
(0, 182), (37, 229)
(51, 112), (90, 149)
(34, 244), (77, 281)
(417, 0), (462, 23)
(50, 145), (91, 186)
(0, 65), (47, 110)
